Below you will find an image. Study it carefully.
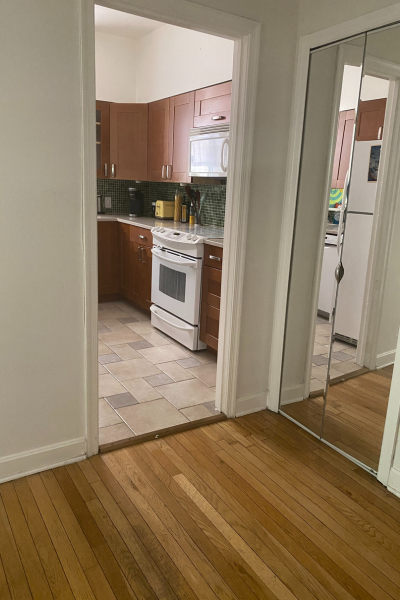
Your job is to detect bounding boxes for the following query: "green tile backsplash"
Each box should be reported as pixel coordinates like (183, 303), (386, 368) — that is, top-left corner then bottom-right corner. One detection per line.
(96, 179), (226, 228)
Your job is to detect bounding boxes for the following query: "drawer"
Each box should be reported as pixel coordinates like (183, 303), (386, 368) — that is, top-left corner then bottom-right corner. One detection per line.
(130, 225), (153, 247)
(202, 266), (222, 304)
(204, 244), (223, 269)
(200, 302), (220, 351)
(194, 82), (232, 128)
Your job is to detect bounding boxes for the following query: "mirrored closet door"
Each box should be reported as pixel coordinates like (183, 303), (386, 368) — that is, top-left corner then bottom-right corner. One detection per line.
(279, 25), (400, 473)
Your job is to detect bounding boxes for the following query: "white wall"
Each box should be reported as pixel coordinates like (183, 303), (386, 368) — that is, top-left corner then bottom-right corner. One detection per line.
(95, 31), (137, 102)
(135, 25), (234, 102)
(0, 0), (86, 480)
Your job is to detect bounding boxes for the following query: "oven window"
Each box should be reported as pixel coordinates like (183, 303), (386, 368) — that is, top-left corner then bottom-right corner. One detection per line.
(159, 265), (186, 302)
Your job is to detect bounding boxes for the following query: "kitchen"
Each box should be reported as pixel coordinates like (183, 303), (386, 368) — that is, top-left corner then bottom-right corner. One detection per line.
(95, 6), (234, 448)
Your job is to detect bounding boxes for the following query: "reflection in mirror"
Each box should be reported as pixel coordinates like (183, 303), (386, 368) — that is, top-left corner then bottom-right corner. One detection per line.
(322, 25), (400, 471)
(279, 35), (366, 436)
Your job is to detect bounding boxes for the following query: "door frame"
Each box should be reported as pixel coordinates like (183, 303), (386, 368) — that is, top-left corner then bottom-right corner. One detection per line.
(268, 3), (400, 482)
(79, 0), (261, 455)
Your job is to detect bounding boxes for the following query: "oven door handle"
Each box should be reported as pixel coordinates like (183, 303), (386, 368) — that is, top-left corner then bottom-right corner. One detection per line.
(151, 248), (197, 267)
(150, 305), (193, 330)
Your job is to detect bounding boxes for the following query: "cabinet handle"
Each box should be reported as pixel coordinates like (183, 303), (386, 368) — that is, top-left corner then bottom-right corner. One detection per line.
(212, 115), (225, 120)
(378, 126), (382, 140)
(104, 163), (108, 177)
(138, 246), (142, 262)
(162, 165), (166, 179)
(111, 164), (116, 178)
(138, 234), (147, 240)
(167, 165), (171, 180)
(209, 255), (221, 261)
(141, 247), (146, 263)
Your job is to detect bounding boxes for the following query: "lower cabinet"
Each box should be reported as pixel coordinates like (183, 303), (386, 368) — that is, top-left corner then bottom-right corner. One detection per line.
(200, 244), (223, 351)
(98, 221), (119, 297)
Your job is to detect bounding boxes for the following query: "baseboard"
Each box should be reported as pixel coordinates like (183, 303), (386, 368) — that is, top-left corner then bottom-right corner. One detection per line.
(387, 466), (400, 498)
(0, 437), (87, 483)
(376, 350), (396, 369)
(235, 391), (268, 417)
(280, 383), (304, 406)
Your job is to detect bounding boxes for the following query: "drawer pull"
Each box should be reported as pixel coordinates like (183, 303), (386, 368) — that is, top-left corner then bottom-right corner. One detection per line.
(138, 234), (147, 240)
(212, 116), (225, 120)
(209, 255), (221, 261)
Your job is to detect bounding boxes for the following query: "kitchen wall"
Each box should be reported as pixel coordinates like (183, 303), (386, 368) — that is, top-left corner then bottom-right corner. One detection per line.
(96, 179), (226, 227)
(95, 24), (233, 104)
(135, 25), (234, 102)
(95, 31), (138, 102)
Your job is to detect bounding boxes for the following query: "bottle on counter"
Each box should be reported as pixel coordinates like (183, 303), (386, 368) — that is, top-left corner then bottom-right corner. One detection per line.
(189, 203), (195, 225)
(174, 190), (182, 222)
(181, 201), (187, 223)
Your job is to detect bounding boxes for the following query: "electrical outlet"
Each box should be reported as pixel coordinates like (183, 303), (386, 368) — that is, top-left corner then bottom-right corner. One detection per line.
(104, 196), (112, 209)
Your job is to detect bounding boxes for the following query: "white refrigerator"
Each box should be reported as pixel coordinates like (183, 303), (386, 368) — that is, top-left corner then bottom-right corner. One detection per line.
(334, 140), (380, 342)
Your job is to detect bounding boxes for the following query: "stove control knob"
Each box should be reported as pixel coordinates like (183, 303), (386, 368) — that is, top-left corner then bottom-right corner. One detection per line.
(160, 228), (165, 233)
(187, 234), (192, 240)
(155, 226), (160, 231)
(192, 235), (198, 241)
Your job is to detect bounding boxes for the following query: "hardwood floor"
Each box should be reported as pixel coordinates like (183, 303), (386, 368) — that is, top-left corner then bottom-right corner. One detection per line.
(282, 366), (393, 470)
(1, 411), (400, 599)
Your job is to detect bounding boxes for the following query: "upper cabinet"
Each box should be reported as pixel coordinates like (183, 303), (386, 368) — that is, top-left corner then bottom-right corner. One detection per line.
(168, 92), (195, 183)
(331, 109), (355, 189)
(194, 81), (232, 128)
(147, 99), (170, 182)
(356, 98), (386, 142)
(96, 101), (110, 179)
(109, 103), (148, 180)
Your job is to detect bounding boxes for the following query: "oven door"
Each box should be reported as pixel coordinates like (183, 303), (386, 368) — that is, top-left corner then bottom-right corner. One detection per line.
(151, 246), (202, 325)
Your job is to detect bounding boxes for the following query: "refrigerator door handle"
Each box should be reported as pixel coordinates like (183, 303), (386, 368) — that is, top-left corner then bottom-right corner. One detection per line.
(335, 262), (344, 283)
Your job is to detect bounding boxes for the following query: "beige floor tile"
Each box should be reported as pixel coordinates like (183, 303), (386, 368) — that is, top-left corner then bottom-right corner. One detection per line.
(122, 378), (162, 402)
(117, 399), (188, 435)
(309, 379), (324, 393)
(180, 405), (214, 421)
(334, 359), (361, 375)
(329, 366), (347, 379)
(99, 302), (117, 310)
(156, 378), (216, 409)
(332, 341), (353, 352)
(113, 302), (150, 321)
(98, 340), (113, 356)
(97, 309), (132, 320)
(139, 345), (190, 364)
(98, 374), (127, 398)
(314, 343), (328, 355)
(187, 363), (217, 387)
(157, 361), (195, 382)
(99, 423), (134, 445)
(98, 329), (143, 345)
(98, 364), (108, 375)
(110, 343), (142, 361)
(315, 334), (330, 345)
(99, 398), (122, 428)
(194, 351), (217, 365)
(126, 320), (154, 334)
(98, 319), (128, 331)
(106, 358), (161, 381)
(140, 331), (171, 346)
(316, 324), (333, 335)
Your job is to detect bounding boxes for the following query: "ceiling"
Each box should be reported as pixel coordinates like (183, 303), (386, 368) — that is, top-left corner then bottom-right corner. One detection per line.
(95, 6), (164, 39)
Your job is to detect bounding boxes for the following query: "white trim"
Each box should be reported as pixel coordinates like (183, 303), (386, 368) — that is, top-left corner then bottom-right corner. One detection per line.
(235, 391), (268, 417)
(376, 350), (396, 369)
(0, 438), (87, 484)
(81, 0), (261, 450)
(280, 384), (304, 406)
(388, 467), (400, 498)
(268, 3), (400, 414)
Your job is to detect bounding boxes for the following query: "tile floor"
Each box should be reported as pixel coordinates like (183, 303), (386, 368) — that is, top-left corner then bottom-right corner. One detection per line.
(310, 315), (360, 394)
(98, 301), (219, 446)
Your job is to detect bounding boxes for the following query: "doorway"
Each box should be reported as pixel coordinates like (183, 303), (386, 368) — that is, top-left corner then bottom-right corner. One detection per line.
(279, 25), (400, 473)
(81, 0), (260, 455)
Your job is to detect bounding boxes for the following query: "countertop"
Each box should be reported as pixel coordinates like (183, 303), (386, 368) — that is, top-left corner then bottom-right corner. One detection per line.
(97, 214), (224, 247)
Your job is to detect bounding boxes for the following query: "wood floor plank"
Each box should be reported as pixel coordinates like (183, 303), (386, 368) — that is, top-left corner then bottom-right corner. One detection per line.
(0, 482), (53, 600)
(2, 409), (400, 600)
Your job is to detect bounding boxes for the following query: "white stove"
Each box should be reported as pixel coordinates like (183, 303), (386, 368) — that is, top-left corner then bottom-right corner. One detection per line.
(150, 227), (207, 350)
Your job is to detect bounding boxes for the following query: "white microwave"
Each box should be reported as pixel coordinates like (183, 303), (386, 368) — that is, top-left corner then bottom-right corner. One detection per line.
(188, 124), (229, 178)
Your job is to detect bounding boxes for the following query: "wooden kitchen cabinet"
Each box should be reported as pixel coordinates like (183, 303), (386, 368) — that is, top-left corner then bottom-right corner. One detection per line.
(139, 245), (152, 311)
(96, 101), (110, 179)
(200, 244), (223, 351)
(194, 81), (232, 128)
(98, 221), (119, 298)
(110, 103), (148, 180)
(356, 98), (386, 141)
(148, 99), (170, 182)
(128, 225), (153, 312)
(119, 223), (131, 298)
(331, 109), (355, 189)
(168, 92), (195, 183)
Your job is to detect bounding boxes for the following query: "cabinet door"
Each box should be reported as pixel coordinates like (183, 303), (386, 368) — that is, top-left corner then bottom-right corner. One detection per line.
(110, 103), (148, 180)
(119, 224), (131, 297)
(200, 303), (220, 350)
(139, 245), (152, 311)
(168, 92), (195, 183)
(130, 241), (141, 305)
(356, 98), (386, 141)
(331, 109), (355, 189)
(194, 81), (231, 128)
(96, 101), (110, 179)
(148, 99), (170, 182)
(98, 222), (118, 296)
(202, 266), (222, 308)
